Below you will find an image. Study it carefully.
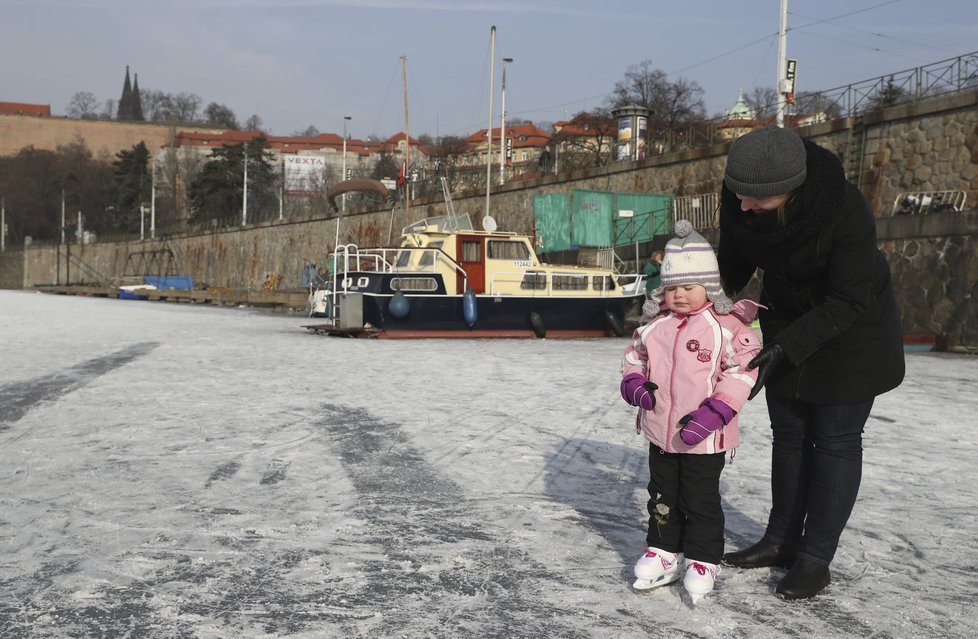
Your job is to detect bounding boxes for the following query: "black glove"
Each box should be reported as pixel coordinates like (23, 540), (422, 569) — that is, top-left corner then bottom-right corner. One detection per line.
(746, 343), (785, 401)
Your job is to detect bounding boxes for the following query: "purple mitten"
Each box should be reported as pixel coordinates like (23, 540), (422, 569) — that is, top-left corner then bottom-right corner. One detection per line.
(679, 397), (736, 445)
(620, 373), (657, 410)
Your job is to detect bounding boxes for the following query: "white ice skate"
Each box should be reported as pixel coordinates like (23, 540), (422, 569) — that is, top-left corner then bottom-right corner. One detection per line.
(683, 560), (720, 604)
(632, 547), (684, 592)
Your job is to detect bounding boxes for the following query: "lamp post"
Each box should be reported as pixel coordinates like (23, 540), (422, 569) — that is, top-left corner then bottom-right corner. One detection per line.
(242, 149), (249, 226)
(342, 116), (351, 212)
(150, 161), (157, 238)
(499, 57), (513, 185)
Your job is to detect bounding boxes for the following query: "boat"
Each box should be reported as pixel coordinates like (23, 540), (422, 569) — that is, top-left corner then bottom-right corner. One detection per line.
(304, 199), (645, 338)
(117, 283), (157, 300)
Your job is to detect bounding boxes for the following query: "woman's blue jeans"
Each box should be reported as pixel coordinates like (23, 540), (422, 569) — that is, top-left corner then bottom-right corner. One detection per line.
(763, 393), (874, 566)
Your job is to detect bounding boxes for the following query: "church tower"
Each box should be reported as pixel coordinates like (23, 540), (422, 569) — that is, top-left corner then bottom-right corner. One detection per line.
(117, 66), (144, 121)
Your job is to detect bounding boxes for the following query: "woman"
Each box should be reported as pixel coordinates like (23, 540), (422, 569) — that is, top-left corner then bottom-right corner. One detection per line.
(642, 251), (664, 299)
(717, 125), (905, 600)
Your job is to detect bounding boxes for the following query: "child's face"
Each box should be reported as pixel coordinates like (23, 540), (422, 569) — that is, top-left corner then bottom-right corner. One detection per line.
(663, 284), (708, 312)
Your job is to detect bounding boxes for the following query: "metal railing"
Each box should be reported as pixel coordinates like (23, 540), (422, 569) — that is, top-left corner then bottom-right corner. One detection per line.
(672, 193), (719, 231)
(796, 52), (978, 119)
(892, 190), (967, 216)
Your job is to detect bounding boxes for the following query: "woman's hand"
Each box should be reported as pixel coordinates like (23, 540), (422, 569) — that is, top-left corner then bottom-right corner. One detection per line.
(747, 343), (785, 400)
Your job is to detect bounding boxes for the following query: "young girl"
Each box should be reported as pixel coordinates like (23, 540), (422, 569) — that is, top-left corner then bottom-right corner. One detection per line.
(620, 220), (760, 604)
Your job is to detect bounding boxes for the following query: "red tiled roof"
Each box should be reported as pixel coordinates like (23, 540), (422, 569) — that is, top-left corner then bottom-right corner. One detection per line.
(465, 123), (550, 147)
(0, 101), (51, 117)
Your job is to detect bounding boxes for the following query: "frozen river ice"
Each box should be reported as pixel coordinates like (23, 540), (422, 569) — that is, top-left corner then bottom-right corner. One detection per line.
(1, 290), (976, 638)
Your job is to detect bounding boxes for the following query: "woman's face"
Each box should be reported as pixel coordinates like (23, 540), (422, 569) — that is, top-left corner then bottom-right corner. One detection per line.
(736, 193), (791, 214)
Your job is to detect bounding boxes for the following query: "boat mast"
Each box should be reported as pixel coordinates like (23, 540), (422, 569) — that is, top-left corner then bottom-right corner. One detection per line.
(402, 54), (410, 220)
(484, 25), (495, 221)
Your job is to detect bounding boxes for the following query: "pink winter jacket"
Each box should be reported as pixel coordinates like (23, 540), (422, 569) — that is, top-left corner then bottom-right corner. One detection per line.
(621, 301), (762, 454)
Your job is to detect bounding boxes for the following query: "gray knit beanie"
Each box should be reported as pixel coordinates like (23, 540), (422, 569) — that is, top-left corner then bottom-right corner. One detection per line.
(724, 125), (807, 198)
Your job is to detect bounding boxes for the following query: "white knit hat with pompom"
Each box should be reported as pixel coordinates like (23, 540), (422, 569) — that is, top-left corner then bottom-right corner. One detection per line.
(650, 219), (733, 314)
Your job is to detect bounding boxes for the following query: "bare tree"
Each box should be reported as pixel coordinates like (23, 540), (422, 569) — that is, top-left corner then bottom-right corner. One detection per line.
(793, 90), (844, 119)
(171, 93), (202, 122)
(243, 115), (266, 133)
(744, 87), (777, 120)
(204, 103), (239, 130)
(606, 60), (706, 152)
(141, 89), (174, 121)
(100, 99), (117, 121)
(551, 110), (616, 169)
(67, 92), (101, 120)
(294, 125), (320, 137)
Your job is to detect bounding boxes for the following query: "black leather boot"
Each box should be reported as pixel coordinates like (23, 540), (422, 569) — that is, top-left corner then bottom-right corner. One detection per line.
(775, 558), (831, 600)
(722, 536), (795, 569)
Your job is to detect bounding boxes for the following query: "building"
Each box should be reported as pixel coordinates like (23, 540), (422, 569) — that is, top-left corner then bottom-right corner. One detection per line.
(715, 90), (757, 141)
(0, 102), (51, 118)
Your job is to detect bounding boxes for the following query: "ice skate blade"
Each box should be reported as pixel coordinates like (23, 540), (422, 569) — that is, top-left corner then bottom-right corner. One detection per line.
(632, 573), (680, 592)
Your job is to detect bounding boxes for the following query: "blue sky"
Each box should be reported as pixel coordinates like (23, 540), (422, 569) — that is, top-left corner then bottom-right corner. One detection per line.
(2, 0), (976, 140)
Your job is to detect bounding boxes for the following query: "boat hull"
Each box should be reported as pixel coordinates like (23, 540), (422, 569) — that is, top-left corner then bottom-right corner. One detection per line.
(350, 291), (639, 338)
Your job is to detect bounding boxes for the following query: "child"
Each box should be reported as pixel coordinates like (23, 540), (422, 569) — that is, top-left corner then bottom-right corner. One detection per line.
(620, 219), (761, 604)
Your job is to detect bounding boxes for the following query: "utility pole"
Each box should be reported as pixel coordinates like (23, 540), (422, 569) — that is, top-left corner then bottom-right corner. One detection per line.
(499, 57), (513, 185)
(776, 0), (789, 127)
(1, 197), (5, 253)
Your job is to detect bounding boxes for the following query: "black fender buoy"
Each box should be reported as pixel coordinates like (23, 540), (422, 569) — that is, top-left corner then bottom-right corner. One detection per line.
(389, 290), (410, 318)
(605, 310), (624, 337)
(529, 311), (546, 338)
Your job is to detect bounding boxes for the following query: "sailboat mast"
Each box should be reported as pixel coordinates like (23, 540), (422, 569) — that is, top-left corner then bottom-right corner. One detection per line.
(485, 25), (495, 221)
(402, 55), (410, 220)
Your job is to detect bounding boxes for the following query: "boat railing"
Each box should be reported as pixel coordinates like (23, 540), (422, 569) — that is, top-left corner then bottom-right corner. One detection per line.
(488, 270), (643, 297)
(617, 273), (645, 296)
(331, 244), (468, 291)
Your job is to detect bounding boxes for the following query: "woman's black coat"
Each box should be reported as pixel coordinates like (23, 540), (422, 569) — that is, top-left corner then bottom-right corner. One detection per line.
(717, 139), (905, 404)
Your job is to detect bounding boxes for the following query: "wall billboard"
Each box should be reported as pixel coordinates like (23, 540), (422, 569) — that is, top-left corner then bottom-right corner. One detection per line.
(284, 155), (327, 195)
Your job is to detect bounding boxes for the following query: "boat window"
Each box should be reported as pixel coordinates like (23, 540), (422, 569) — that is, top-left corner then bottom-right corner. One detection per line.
(592, 275), (616, 291)
(357, 277), (370, 288)
(488, 240), (530, 260)
(391, 277), (438, 292)
(418, 241), (443, 267)
(552, 273), (589, 290)
(395, 250), (412, 268)
(520, 271), (547, 290)
(461, 240), (481, 262)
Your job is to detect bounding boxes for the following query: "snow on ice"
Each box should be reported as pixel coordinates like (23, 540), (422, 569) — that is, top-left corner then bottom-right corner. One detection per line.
(1, 290), (975, 638)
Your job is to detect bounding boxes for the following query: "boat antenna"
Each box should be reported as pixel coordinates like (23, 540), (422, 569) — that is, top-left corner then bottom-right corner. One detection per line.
(402, 54), (410, 222)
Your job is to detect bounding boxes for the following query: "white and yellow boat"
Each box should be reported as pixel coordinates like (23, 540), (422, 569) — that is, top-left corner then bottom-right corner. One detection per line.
(306, 214), (644, 339)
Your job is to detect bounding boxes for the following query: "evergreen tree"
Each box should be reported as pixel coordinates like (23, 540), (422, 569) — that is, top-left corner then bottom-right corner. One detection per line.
(188, 136), (278, 224)
(109, 142), (150, 232)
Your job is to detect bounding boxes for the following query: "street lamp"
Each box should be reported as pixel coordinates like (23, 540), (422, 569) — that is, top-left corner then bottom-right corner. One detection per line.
(150, 160), (157, 239)
(342, 116), (352, 212)
(499, 57), (513, 185)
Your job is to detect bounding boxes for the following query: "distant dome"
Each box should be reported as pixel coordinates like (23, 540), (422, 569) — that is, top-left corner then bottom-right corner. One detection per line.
(725, 89), (754, 120)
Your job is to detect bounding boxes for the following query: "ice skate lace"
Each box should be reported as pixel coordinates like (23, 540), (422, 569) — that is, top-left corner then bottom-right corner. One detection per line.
(689, 562), (713, 576)
(643, 549), (675, 569)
